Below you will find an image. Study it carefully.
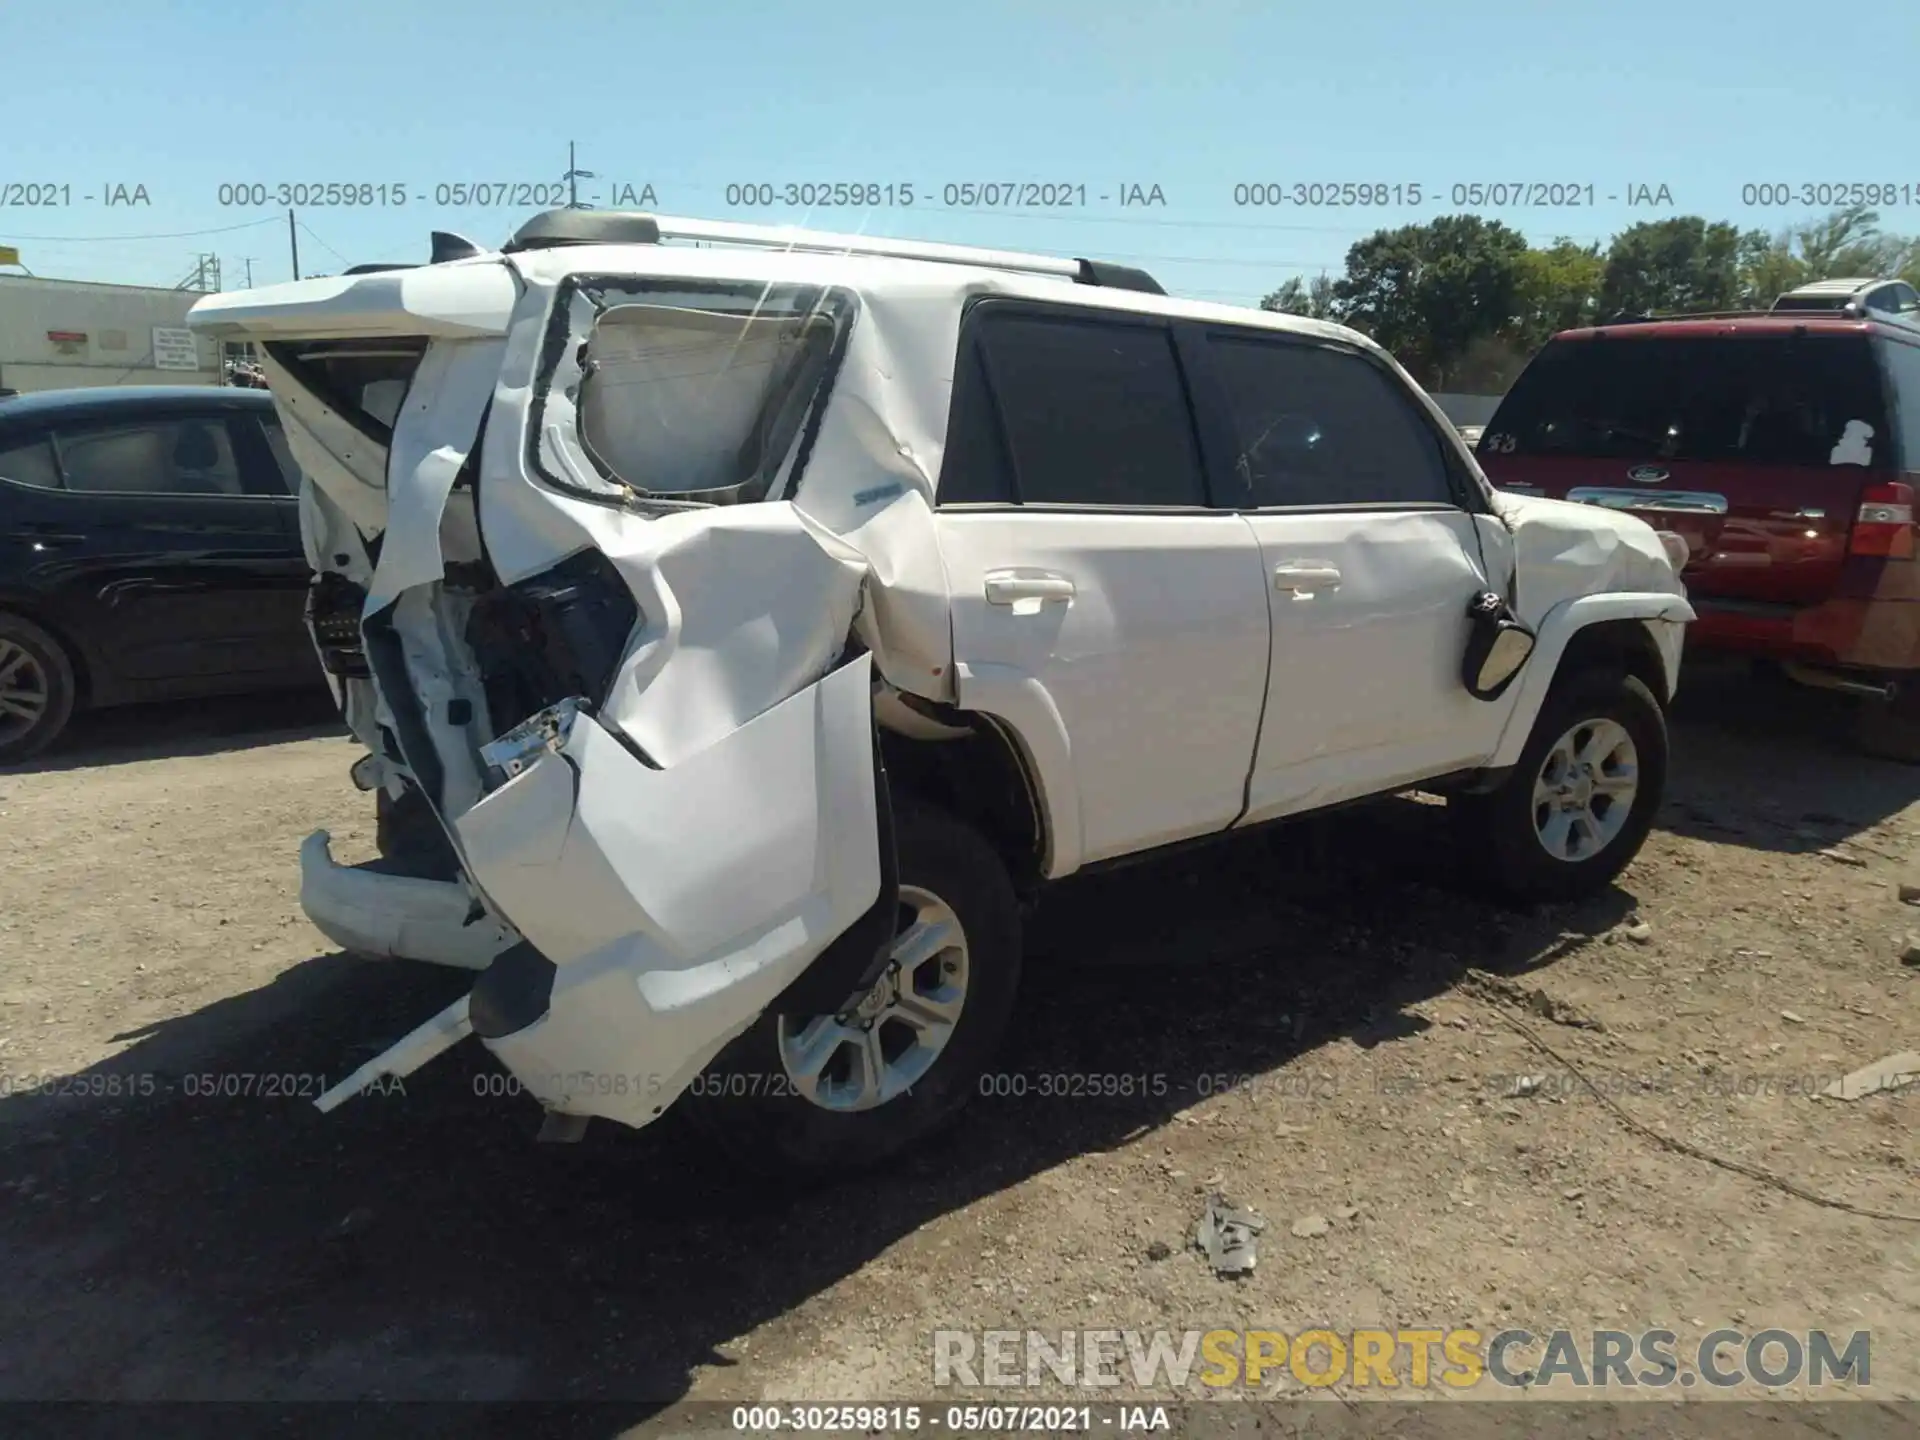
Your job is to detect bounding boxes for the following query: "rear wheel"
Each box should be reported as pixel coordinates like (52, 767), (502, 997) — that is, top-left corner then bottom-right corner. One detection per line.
(1849, 679), (1920, 763)
(1451, 669), (1668, 905)
(0, 614), (77, 765)
(679, 801), (1023, 1179)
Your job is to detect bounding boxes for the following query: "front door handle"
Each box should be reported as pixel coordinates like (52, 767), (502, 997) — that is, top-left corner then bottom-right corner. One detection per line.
(1272, 563), (1342, 594)
(984, 570), (1077, 605)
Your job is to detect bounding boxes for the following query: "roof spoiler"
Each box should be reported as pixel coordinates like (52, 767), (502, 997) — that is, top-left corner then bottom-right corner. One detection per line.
(500, 209), (1165, 294)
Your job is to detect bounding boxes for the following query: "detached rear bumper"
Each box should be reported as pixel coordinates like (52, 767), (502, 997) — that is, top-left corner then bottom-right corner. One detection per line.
(298, 830), (518, 970)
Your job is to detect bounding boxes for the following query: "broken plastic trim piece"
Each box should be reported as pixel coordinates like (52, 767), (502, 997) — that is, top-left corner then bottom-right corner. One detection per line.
(480, 697), (589, 783)
(314, 994), (473, 1113)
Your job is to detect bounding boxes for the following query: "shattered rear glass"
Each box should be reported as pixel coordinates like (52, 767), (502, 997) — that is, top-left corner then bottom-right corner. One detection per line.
(542, 281), (851, 507)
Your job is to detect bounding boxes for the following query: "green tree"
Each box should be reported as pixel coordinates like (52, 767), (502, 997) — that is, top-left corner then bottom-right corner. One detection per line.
(1259, 272), (1339, 320)
(1736, 206), (1920, 306)
(1598, 216), (1749, 317)
(1511, 238), (1605, 348)
(1332, 214), (1529, 388)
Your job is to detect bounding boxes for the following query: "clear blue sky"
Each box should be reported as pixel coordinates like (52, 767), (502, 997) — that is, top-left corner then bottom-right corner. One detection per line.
(7, 0), (1918, 301)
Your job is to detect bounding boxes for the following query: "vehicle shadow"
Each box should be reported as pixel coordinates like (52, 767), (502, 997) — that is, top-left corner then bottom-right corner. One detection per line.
(1659, 655), (1920, 854)
(6, 687), (343, 775)
(0, 796), (1631, 1435)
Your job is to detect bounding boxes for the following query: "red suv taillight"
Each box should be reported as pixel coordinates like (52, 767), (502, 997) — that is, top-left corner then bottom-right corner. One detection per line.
(1850, 481), (1916, 558)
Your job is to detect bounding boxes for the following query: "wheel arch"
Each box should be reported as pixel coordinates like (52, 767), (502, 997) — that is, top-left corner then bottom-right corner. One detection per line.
(876, 693), (1058, 894)
(0, 600), (96, 708)
(1489, 592), (1692, 770)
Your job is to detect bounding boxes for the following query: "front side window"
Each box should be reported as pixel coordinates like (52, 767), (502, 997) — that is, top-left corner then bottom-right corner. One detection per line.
(56, 418), (245, 496)
(959, 308), (1206, 507)
(537, 279), (851, 508)
(1206, 333), (1454, 507)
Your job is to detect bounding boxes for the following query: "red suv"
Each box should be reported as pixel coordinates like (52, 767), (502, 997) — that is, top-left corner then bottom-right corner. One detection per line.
(1478, 304), (1920, 754)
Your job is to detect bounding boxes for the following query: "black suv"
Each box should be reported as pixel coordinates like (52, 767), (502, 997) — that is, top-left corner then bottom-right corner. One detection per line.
(0, 386), (320, 761)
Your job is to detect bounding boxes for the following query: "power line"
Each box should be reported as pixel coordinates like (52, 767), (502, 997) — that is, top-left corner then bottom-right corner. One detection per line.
(296, 221), (350, 266)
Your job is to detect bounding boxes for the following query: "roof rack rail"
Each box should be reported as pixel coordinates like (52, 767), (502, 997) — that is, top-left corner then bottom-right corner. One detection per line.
(1595, 307), (1777, 327)
(500, 209), (1165, 294)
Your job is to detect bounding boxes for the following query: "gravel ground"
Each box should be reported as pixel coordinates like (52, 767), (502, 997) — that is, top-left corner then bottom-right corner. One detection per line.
(0, 662), (1915, 1437)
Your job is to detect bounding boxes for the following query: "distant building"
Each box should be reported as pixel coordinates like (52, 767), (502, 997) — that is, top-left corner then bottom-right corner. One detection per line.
(0, 275), (238, 393)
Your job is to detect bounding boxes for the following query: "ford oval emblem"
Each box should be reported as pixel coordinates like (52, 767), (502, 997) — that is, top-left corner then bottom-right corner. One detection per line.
(1627, 464), (1670, 483)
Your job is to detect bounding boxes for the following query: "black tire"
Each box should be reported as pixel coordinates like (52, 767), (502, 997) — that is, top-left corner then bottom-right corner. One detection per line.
(680, 801), (1023, 1180)
(0, 613), (78, 765)
(1450, 669), (1668, 906)
(1849, 682), (1920, 764)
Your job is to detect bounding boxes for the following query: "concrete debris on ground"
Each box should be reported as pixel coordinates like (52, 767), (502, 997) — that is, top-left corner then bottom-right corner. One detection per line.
(1817, 1052), (1920, 1102)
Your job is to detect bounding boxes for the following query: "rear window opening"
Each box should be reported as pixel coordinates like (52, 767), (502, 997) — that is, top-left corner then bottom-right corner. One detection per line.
(262, 337), (430, 442)
(535, 280), (852, 508)
(1485, 334), (1890, 468)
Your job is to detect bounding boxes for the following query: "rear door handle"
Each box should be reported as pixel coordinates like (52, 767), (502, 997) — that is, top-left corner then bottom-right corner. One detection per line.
(1272, 563), (1342, 593)
(984, 570), (1077, 605)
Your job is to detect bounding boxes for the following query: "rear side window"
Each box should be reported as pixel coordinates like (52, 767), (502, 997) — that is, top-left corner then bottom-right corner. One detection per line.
(0, 435), (60, 489)
(965, 309), (1206, 507)
(1882, 338), (1920, 471)
(1485, 334), (1890, 468)
(57, 418), (246, 496)
(577, 299), (839, 504)
(1206, 333), (1455, 507)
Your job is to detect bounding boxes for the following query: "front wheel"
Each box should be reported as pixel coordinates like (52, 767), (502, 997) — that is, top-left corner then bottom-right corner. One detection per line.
(679, 801), (1024, 1180)
(1451, 669), (1668, 905)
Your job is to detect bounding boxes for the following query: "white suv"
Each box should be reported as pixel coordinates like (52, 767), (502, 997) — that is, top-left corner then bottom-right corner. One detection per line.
(188, 211), (1694, 1175)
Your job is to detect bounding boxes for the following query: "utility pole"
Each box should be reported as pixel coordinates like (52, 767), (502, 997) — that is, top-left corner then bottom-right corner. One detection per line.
(288, 208), (300, 280)
(564, 140), (597, 209)
(240, 256), (256, 288)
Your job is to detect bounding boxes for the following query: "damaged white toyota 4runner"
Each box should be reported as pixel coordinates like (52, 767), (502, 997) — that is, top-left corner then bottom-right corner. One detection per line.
(187, 210), (1694, 1174)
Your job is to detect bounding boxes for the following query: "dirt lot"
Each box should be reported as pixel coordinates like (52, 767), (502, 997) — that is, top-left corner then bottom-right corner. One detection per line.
(1, 662), (1916, 1435)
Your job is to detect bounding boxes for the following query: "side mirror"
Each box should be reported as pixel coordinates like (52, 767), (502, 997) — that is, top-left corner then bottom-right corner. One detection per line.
(1462, 591), (1536, 702)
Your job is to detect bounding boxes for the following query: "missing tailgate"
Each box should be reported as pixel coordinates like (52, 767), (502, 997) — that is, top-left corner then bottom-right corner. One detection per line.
(263, 337), (430, 444)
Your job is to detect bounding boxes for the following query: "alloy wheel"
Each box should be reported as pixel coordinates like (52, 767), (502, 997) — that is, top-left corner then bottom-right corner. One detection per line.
(777, 885), (970, 1112)
(1531, 717), (1639, 862)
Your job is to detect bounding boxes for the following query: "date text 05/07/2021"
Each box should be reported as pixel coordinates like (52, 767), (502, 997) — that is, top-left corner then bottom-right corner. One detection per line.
(725, 1402), (1173, 1433)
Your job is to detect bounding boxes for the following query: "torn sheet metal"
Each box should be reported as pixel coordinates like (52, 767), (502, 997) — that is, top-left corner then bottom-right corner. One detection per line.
(593, 504), (870, 769)
(453, 653), (881, 1126)
(1493, 490), (1690, 627)
(1195, 1193), (1267, 1276)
